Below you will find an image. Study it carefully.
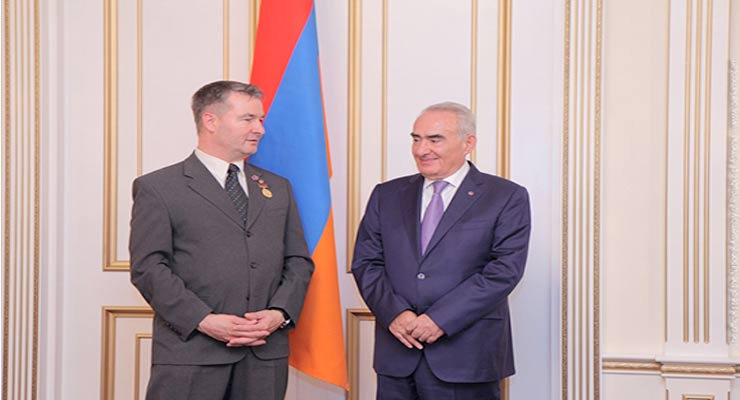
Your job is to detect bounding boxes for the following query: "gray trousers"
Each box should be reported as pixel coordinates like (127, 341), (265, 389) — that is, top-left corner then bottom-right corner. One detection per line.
(146, 351), (288, 400)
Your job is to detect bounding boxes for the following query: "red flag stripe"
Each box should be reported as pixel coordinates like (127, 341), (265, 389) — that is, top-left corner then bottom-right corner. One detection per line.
(250, 0), (313, 112)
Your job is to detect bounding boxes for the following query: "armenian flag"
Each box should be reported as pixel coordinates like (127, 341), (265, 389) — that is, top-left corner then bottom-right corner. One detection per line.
(249, 0), (349, 390)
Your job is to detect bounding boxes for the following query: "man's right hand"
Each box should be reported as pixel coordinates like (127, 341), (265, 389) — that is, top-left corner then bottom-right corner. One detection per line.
(389, 310), (424, 350)
(196, 314), (270, 347)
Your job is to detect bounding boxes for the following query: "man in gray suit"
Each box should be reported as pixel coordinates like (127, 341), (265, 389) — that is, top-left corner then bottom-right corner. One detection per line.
(129, 80), (314, 400)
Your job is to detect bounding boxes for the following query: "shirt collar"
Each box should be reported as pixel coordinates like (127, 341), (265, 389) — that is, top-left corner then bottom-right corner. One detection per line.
(423, 161), (470, 190)
(194, 148), (239, 185)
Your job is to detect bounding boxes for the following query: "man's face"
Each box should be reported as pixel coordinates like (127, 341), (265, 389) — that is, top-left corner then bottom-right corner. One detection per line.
(207, 92), (266, 162)
(411, 110), (475, 180)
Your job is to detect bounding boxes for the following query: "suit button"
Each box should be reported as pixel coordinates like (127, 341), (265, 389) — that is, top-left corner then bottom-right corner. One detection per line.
(246, 231), (252, 237)
(417, 273), (426, 280)
(250, 262), (257, 269)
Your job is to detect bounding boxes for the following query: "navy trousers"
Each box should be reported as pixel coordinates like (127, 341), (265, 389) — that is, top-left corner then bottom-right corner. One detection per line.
(376, 354), (501, 400)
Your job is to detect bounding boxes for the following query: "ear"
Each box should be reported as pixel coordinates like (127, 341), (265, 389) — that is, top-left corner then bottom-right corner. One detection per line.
(463, 134), (477, 155)
(201, 111), (218, 133)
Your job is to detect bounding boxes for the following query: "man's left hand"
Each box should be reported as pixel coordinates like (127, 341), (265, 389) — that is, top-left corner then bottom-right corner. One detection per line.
(407, 314), (444, 344)
(225, 310), (285, 347)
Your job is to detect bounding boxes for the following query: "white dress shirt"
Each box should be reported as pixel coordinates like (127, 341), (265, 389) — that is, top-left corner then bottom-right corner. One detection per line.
(420, 161), (471, 221)
(194, 148), (250, 197)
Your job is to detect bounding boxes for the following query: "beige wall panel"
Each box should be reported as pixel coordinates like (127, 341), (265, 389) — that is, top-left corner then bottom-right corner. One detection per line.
(730, 0), (740, 358)
(62, 0), (114, 397)
(227, 0), (253, 82)
(665, 377), (731, 400)
(37, 0), (557, 399)
(347, 310), (377, 400)
(110, 318), (151, 399)
(386, 0), (472, 179)
(139, 0), (222, 173)
(601, 0), (668, 355)
(472, 0), (500, 173)
(114, 0), (141, 259)
(665, 0), (730, 354)
(507, 0), (559, 397)
(358, 0), (383, 194)
(135, 335), (152, 400)
(602, 373), (664, 399)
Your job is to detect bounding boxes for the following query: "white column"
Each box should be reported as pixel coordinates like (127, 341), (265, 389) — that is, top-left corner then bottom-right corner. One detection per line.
(3, 0), (42, 399)
(562, 0), (603, 398)
(664, 0), (733, 398)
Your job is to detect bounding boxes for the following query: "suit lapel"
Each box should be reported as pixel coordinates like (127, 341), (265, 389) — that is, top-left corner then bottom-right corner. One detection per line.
(184, 153), (245, 229)
(243, 163), (266, 231)
(402, 175), (424, 263)
(421, 164), (486, 260)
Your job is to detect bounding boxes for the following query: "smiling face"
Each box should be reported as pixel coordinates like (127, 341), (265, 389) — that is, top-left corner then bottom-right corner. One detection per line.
(199, 92), (266, 162)
(411, 110), (476, 180)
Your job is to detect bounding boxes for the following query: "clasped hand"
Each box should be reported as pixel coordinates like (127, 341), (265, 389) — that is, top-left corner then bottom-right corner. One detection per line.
(197, 310), (284, 347)
(388, 310), (444, 350)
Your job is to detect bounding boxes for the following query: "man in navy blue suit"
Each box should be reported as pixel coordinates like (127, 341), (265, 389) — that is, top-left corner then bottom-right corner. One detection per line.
(352, 102), (531, 400)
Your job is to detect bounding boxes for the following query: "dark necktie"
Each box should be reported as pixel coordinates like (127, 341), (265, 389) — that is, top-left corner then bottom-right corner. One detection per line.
(225, 163), (249, 225)
(420, 180), (449, 254)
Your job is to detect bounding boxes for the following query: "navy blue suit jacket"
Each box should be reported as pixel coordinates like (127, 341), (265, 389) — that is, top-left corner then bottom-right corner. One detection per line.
(352, 163), (531, 383)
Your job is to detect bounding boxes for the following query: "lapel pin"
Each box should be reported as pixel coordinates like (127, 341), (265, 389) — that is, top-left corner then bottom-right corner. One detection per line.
(468, 191), (475, 196)
(250, 173), (273, 198)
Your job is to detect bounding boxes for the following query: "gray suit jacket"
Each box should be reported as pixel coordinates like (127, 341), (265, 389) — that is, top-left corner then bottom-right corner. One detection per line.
(129, 153), (314, 365)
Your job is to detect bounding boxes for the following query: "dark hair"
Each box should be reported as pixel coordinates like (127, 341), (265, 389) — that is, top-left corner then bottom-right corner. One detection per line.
(191, 80), (264, 130)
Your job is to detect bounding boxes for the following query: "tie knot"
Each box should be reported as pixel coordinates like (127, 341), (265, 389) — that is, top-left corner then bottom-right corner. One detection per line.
(228, 163), (240, 175)
(432, 180), (448, 194)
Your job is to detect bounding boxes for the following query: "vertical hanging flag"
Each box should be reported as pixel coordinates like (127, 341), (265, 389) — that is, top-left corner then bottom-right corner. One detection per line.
(249, 0), (349, 391)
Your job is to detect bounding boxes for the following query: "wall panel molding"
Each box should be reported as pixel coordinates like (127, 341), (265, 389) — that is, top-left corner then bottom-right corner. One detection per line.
(347, 308), (374, 400)
(665, 0), (730, 355)
(103, 0), (139, 271)
(102, 0), (256, 272)
(345, 0), (512, 272)
(562, 0), (603, 398)
(3, 0), (41, 398)
(602, 356), (739, 376)
(729, 0), (740, 352)
(100, 306), (153, 400)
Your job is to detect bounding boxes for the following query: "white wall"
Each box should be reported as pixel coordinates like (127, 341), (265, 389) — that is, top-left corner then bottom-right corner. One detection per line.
(7, 0), (737, 399)
(31, 0), (559, 399)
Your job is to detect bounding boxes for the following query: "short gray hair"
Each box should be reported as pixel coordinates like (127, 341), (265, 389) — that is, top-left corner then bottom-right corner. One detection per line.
(418, 102), (476, 138)
(191, 80), (264, 131)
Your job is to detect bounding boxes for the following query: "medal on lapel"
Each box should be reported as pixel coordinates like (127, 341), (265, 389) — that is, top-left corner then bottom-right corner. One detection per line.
(251, 174), (273, 199)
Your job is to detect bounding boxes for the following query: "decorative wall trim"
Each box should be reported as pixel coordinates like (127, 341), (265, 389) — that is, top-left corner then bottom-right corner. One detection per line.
(602, 358), (738, 376)
(346, 0), (362, 272)
(729, 59), (738, 344)
(562, 0), (603, 398)
(249, 0), (259, 66)
(496, 0), (511, 177)
(133, 333), (152, 400)
(470, 0), (477, 163)
(345, 0), (513, 273)
(103, 0), (134, 271)
(347, 308), (374, 400)
(601, 361), (662, 373)
(103, 0), (251, 271)
(100, 306), (154, 400)
(663, 364), (734, 375)
(666, 0), (730, 352)
(3, 0), (41, 398)
(223, 0), (229, 79)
